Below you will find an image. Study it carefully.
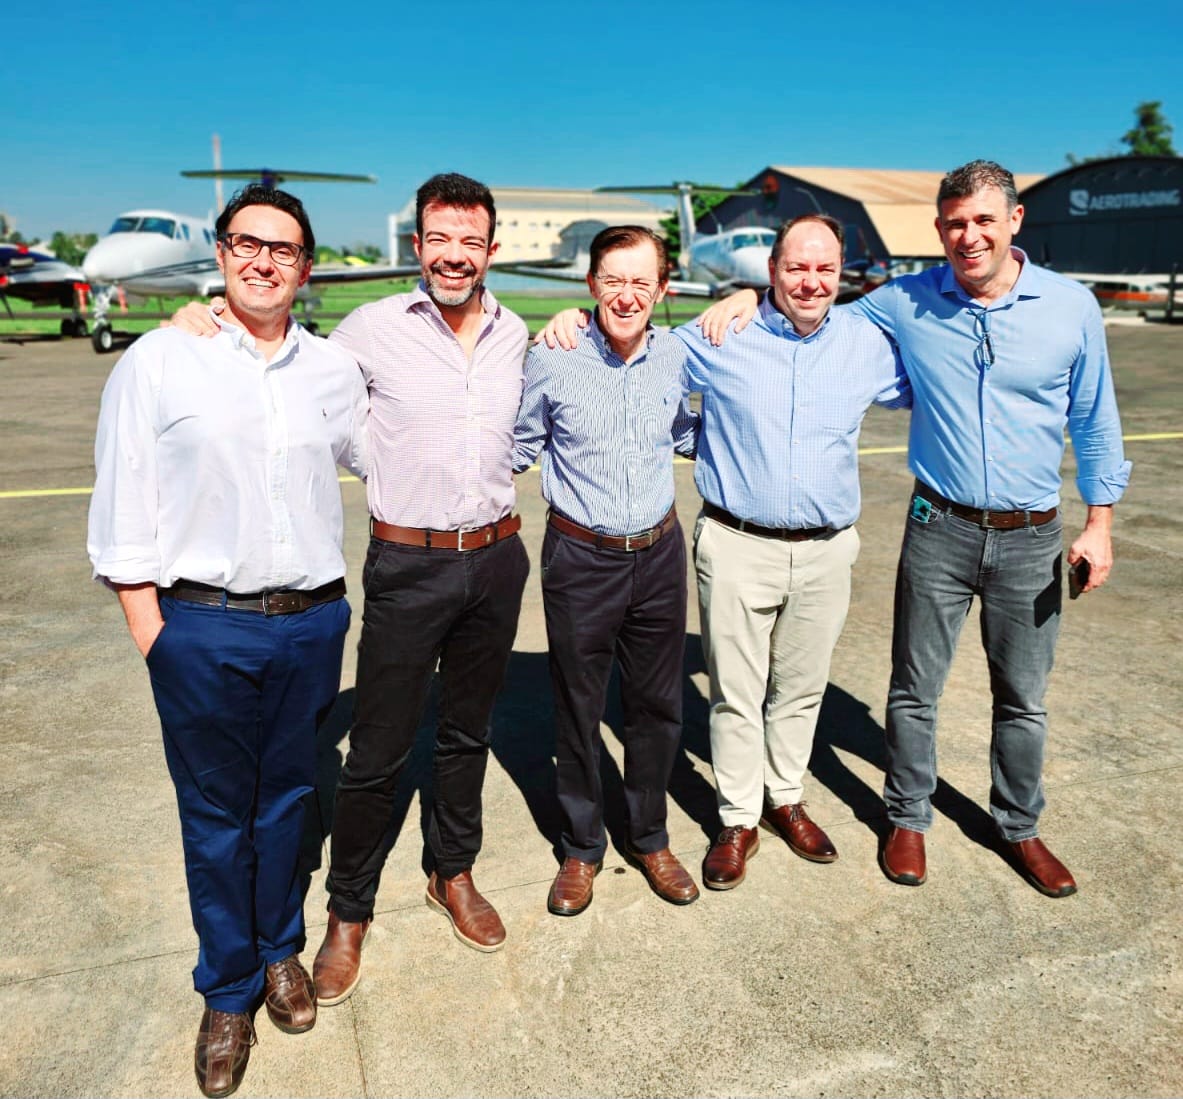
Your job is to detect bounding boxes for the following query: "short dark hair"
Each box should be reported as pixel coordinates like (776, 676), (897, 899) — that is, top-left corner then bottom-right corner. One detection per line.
(416, 173), (497, 243)
(588, 225), (671, 281)
(215, 184), (315, 256)
(770, 214), (845, 263)
(937, 160), (1019, 212)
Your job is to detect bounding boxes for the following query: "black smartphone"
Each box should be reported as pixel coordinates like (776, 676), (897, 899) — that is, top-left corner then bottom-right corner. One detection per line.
(1068, 559), (1090, 600)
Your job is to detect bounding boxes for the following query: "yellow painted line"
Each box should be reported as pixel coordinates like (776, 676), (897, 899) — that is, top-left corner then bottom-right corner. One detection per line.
(2, 432), (1178, 502)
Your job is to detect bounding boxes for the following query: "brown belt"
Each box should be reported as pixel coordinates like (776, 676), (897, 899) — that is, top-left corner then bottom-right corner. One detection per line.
(160, 578), (346, 616)
(703, 502), (832, 542)
(548, 506), (677, 552)
(371, 514), (521, 551)
(913, 481), (1057, 530)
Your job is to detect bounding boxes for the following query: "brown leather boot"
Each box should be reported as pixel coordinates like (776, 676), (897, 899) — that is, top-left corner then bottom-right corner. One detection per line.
(1008, 837), (1077, 897)
(426, 870), (506, 952)
(313, 912), (371, 1006)
(881, 826), (926, 886)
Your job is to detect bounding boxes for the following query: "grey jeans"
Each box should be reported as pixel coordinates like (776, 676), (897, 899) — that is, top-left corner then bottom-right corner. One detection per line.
(884, 494), (1064, 841)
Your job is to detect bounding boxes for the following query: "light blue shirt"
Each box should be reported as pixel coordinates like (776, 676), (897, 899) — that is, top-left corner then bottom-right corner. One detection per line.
(513, 313), (699, 534)
(851, 249), (1132, 510)
(675, 293), (910, 530)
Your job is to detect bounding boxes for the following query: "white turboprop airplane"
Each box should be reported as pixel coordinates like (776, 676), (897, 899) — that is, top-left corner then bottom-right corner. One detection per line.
(80, 168), (419, 352)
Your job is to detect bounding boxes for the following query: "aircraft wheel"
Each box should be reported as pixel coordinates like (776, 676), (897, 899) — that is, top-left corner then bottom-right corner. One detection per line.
(92, 324), (114, 353)
(60, 318), (75, 337)
(305, 321), (320, 335)
(75, 320), (88, 338)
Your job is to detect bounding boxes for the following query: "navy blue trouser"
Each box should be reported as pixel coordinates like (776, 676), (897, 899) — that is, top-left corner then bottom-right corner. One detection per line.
(541, 522), (687, 863)
(146, 594), (350, 1012)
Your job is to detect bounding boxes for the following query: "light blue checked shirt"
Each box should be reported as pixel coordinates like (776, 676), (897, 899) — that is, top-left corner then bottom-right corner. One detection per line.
(513, 313), (699, 534)
(675, 292), (910, 530)
(851, 249), (1131, 510)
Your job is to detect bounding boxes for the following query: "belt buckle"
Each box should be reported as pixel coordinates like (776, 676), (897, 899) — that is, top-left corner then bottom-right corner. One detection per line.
(261, 591), (300, 615)
(624, 529), (655, 552)
(456, 524), (491, 552)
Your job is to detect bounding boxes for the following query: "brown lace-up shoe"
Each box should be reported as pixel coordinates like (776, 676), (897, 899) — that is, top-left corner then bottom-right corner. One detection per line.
(194, 1008), (255, 1098)
(702, 825), (760, 890)
(547, 857), (602, 916)
(627, 846), (700, 905)
(426, 870), (507, 952)
(313, 912), (371, 1006)
(263, 955), (316, 1033)
(881, 826), (926, 886)
(1008, 837), (1078, 898)
(762, 801), (838, 862)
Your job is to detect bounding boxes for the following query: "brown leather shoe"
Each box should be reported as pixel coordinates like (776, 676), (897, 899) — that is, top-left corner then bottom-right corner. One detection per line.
(702, 825), (760, 890)
(313, 912), (371, 1006)
(1008, 837), (1078, 898)
(194, 1008), (255, 1099)
(426, 870), (506, 952)
(547, 857), (602, 916)
(762, 801), (838, 863)
(263, 955), (316, 1033)
(881, 826), (926, 886)
(627, 846), (700, 905)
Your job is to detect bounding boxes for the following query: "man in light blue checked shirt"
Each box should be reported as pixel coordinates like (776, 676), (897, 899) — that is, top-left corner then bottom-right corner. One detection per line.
(514, 225), (701, 916)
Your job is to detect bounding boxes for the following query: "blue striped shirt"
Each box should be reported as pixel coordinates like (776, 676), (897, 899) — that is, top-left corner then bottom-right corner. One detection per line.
(675, 293), (909, 530)
(513, 314), (699, 534)
(850, 250), (1131, 510)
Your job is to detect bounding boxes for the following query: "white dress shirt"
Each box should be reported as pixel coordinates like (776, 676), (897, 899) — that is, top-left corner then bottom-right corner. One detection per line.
(88, 319), (368, 592)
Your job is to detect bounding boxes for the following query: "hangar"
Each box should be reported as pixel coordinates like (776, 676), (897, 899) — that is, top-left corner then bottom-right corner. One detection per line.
(1017, 156), (1183, 275)
(703, 165), (1044, 267)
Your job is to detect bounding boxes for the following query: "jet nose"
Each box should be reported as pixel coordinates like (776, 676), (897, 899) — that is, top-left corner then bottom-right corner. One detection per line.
(733, 248), (771, 286)
(83, 235), (163, 283)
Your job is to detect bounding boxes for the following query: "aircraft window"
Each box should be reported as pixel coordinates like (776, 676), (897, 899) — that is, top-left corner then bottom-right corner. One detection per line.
(180, 224), (190, 241)
(732, 233), (762, 249)
(109, 216), (141, 234)
(138, 217), (177, 237)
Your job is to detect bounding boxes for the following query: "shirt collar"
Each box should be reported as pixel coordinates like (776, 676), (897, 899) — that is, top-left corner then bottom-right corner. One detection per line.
(408, 280), (504, 323)
(938, 246), (1042, 307)
(587, 309), (656, 365)
(758, 288), (834, 341)
(216, 312), (299, 361)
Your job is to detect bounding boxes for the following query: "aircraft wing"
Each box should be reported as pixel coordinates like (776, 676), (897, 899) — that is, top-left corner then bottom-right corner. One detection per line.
(305, 263), (421, 286)
(494, 259), (733, 300)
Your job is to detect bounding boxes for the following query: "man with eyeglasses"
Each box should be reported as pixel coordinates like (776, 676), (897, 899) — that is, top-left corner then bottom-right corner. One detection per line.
(700, 160), (1131, 898)
(538, 215), (909, 893)
(515, 225), (701, 914)
(89, 184), (368, 1098)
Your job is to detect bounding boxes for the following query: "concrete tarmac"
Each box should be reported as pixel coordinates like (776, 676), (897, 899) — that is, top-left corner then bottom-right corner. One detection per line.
(0, 322), (1179, 1098)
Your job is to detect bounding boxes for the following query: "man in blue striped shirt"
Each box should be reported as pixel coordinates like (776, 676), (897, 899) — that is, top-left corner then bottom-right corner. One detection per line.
(514, 226), (701, 916)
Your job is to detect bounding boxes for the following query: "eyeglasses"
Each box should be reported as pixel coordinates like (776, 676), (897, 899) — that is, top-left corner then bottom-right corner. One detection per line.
(974, 309), (995, 367)
(218, 233), (306, 267)
(595, 274), (660, 301)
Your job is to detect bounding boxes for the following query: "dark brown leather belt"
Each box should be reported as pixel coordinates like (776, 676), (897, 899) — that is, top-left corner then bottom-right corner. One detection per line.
(548, 506), (677, 552)
(160, 578), (346, 616)
(914, 481), (1057, 530)
(703, 502), (832, 542)
(370, 514), (521, 551)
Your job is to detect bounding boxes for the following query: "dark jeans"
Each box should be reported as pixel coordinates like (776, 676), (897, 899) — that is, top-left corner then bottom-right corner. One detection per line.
(148, 595), (350, 1012)
(541, 522), (687, 863)
(884, 498), (1063, 841)
(327, 534), (528, 921)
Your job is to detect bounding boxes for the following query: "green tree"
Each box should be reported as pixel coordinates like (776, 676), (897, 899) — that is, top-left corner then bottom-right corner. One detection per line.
(1121, 100), (1176, 156)
(48, 231), (98, 267)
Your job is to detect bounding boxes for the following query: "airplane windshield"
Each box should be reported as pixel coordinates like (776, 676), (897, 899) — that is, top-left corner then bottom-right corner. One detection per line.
(732, 232), (773, 250)
(107, 216), (177, 237)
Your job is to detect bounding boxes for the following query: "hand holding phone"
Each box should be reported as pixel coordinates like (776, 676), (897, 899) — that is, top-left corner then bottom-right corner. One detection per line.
(1068, 558), (1090, 600)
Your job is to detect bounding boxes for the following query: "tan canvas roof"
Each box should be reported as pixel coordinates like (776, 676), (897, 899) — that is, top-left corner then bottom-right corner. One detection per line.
(768, 167), (1045, 258)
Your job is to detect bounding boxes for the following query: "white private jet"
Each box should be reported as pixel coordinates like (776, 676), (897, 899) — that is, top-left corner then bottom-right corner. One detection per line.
(80, 168), (418, 352)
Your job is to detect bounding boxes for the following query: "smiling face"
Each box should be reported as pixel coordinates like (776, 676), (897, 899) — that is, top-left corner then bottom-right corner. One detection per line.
(936, 185), (1024, 299)
(587, 239), (668, 362)
(768, 219), (842, 336)
(413, 202), (499, 310)
(215, 204), (309, 330)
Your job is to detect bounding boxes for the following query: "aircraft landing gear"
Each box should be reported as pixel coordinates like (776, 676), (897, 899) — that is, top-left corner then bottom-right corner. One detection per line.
(60, 317), (89, 338)
(304, 321), (320, 336)
(92, 323), (114, 353)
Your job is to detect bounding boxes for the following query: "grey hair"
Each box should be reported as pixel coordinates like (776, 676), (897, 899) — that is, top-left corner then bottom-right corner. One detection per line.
(937, 160), (1019, 212)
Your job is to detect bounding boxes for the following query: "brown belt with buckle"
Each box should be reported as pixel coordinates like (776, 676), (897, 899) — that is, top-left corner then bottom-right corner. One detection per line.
(703, 502), (832, 542)
(370, 513), (521, 551)
(159, 578), (346, 616)
(548, 506), (677, 552)
(914, 481), (1057, 530)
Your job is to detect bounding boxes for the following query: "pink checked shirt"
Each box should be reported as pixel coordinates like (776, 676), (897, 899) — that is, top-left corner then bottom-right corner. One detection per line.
(331, 284), (528, 530)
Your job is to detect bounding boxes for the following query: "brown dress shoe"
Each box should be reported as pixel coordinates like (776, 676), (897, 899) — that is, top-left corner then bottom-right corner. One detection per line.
(627, 846), (700, 905)
(426, 870), (506, 952)
(1008, 837), (1078, 898)
(313, 912), (371, 1006)
(548, 857), (602, 916)
(702, 825), (760, 890)
(263, 955), (316, 1033)
(881, 826), (926, 886)
(762, 801), (838, 862)
(194, 1008), (255, 1099)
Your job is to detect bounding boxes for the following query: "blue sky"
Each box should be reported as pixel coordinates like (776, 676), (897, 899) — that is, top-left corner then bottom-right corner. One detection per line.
(7, 0), (1182, 250)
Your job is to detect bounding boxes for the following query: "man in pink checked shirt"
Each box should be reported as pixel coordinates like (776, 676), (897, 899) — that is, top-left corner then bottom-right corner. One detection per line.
(173, 173), (530, 996)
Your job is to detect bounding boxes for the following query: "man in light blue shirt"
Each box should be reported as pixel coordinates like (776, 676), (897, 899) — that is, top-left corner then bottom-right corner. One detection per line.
(515, 226), (701, 915)
(704, 161), (1131, 899)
